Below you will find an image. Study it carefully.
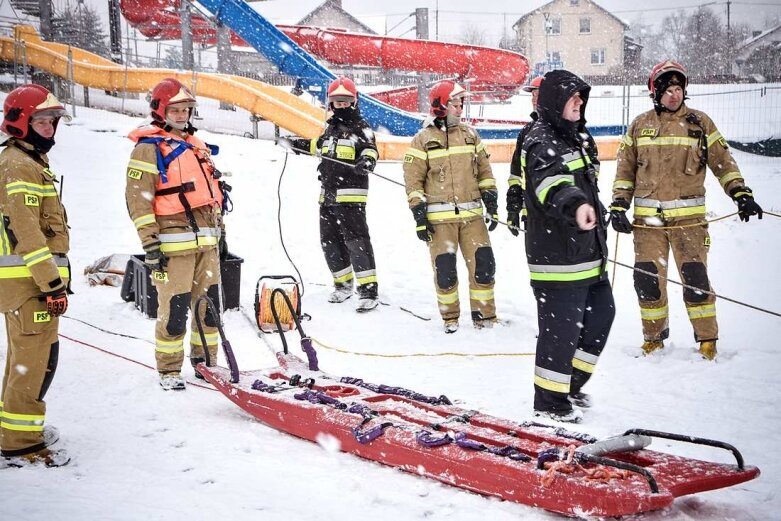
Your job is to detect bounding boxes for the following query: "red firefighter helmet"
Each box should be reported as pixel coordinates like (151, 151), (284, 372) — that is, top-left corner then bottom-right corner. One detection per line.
(149, 78), (197, 123)
(521, 76), (544, 93)
(428, 80), (470, 117)
(327, 77), (358, 107)
(2, 84), (70, 139)
(648, 60), (688, 98)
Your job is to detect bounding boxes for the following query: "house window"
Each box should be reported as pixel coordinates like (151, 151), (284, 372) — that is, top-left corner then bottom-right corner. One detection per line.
(547, 51), (561, 63)
(579, 18), (591, 34)
(545, 17), (561, 35)
(591, 48), (606, 65)
(570, 0), (579, 5)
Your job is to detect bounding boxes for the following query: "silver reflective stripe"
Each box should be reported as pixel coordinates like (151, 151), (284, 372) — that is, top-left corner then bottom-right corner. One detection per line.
(355, 269), (376, 278)
(561, 151), (580, 163)
(635, 197), (705, 209)
(336, 138), (355, 147)
(336, 188), (369, 197)
(196, 227), (221, 238)
(159, 232), (197, 243)
(534, 366), (571, 384)
(427, 201), (482, 212)
(332, 266), (352, 279)
(527, 259), (603, 273)
(535, 174), (574, 198)
(0, 255), (68, 267)
(574, 349), (599, 365)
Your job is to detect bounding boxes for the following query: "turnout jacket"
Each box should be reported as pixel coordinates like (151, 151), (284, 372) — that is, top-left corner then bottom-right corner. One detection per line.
(125, 124), (223, 256)
(521, 70), (608, 288)
(403, 119), (496, 223)
(294, 109), (378, 205)
(0, 140), (70, 312)
(613, 104), (746, 223)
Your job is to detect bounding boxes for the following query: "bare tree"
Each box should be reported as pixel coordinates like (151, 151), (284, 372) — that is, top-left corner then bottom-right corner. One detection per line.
(458, 22), (487, 46)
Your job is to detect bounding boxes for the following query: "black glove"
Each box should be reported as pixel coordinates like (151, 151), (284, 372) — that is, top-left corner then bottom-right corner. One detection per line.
(481, 191), (499, 232)
(609, 200), (633, 234)
(144, 243), (168, 272)
(219, 234), (228, 261)
(44, 287), (68, 317)
(507, 212), (520, 236)
(412, 203), (434, 242)
(730, 186), (763, 222)
(353, 156), (376, 175)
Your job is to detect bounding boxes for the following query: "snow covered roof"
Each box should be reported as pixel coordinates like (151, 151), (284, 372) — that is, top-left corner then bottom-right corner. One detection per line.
(738, 23), (781, 51)
(513, 0), (628, 31)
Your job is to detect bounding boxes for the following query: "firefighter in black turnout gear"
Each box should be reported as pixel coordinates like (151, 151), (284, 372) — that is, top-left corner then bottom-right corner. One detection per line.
(285, 77), (380, 312)
(507, 76), (542, 236)
(522, 70), (615, 423)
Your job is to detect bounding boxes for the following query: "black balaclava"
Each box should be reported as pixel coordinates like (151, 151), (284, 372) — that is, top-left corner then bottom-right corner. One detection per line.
(330, 103), (360, 123)
(23, 126), (56, 154)
(652, 71), (687, 114)
(536, 69), (591, 144)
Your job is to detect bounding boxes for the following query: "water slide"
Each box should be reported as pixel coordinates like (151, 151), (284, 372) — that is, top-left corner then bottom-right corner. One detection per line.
(142, 0), (522, 139)
(118, 0), (529, 109)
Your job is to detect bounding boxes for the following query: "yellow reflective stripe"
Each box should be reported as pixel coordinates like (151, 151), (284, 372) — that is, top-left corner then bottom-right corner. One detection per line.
(469, 288), (494, 301)
(333, 272), (354, 284)
(356, 274), (377, 285)
(634, 207), (659, 216)
(621, 134), (633, 146)
(640, 305), (668, 321)
(405, 148), (427, 160)
(508, 175), (521, 187)
(159, 241), (196, 253)
(537, 176), (574, 204)
(407, 190), (426, 202)
(0, 265), (68, 280)
(335, 195), (368, 203)
(636, 136), (698, 147)
(191, 332), (219, 346)
(335, 145), (356, 160)
(707, 130), (723, 147)
(0, 410), (45, 432)
(6, 181), (58, 197)
(719, 172), (742, 187)
(534, 375), (570, 394)
(427, 145), (475, 159)
(155, 339), (184, 354)
(572, 358), (595, 373)
(476, 142), (486, 153)
(428, 207), (483, 222)
(133, 214), (157, 229)
(687, 303), (716, 320)
(22, 247), (52, 267)
(613, 180), (635, 190)
(127, 159), (158, 174)
(478, 179), (496, 189)
(529, 266), (602, 282)
(437, 289), (459, 305)
(360, 149), (379, 160)
(662, 206), (705, 218)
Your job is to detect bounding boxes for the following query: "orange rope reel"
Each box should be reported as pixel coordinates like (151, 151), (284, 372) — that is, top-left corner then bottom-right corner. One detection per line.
(254, 275), (302, 333)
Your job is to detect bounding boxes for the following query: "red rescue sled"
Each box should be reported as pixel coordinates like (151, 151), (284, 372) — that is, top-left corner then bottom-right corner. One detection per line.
(193, 294), (760, 518)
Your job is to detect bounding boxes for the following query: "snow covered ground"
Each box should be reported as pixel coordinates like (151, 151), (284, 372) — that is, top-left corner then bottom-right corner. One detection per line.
(1, 96), (780, 520)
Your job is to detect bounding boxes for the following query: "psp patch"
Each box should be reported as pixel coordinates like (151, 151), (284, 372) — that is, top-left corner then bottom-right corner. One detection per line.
(33, 311), (51, 323)
(640, 128), (657, 137)
(152, 271), (169, 282)
(24, 194), (40, 207)
(127, 168), (143, 180)
(403, 154), (414, 163)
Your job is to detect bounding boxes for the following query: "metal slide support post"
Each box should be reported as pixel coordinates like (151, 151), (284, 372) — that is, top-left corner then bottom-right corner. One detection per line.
(217, 22), (235, 110)
(415, 8), (430, 114)
(108, 0), (123, 63)
(180, 0), (195, 70)
(67, 47), (76, 118)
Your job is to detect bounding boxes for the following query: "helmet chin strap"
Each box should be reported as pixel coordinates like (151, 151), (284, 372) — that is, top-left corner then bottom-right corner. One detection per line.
(165, 117), (189, 131)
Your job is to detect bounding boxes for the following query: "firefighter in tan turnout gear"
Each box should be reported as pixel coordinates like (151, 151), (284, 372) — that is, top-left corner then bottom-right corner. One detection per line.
(611, 60), (763, 360)
(125, 78), (227, 390)
(0, 84), (71, 467)
(403, 81), (499, 333)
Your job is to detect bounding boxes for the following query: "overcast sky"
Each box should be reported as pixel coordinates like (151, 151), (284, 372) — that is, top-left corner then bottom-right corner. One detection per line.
(1, 0), (780, 48)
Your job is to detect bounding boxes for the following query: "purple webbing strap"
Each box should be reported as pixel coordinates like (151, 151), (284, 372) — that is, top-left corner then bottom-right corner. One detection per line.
(300, 337), (319, 371)
(353, 422), (393, 444)
(455, 433), (531, 462)
(293, 389), (348, 410)
(416, 431), (453, 448)
(221, 340), (240, 383)
(251, 380), (279, 393)
(340, 377), (452, 406)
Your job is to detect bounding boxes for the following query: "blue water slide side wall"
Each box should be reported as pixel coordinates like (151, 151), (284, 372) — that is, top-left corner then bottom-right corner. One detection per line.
(196, 0), (618, 139)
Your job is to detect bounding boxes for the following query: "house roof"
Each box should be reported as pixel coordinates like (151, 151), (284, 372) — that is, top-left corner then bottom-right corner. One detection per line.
(512, 0), (628, 31)
(296, 0), (377, 35)
(738, 23), (781, 51)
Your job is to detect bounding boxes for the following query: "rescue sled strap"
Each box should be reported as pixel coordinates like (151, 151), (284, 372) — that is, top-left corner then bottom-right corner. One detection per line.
(339, 377), (452, 406)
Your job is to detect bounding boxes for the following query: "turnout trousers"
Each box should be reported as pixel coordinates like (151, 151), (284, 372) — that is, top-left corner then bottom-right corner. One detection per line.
(1, 296), (59, 456)
(153, 248), (221, 375)
(427, 218), (496, 322)
(533, 279), (614, 413)
(633, 223), (717, 342)
(320, 204), (378, 298)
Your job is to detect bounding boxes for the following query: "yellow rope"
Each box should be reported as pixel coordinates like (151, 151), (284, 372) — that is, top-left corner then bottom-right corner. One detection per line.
(311, 337), (535, 358)
(259, 286), (298, 330)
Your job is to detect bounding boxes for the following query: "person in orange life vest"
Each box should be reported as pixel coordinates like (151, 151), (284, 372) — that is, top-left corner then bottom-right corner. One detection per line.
(125, 78), (227, 391)
(0, 84), (71, 467)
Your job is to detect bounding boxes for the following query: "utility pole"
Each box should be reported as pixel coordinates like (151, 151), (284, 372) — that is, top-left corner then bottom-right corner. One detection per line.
(39, 0), (53, 41)
(544, 12), (551, 73)
(108, 0), (123, 63)
(180, 0), (195, 70)
(217, 22), (235, 110)
(415, 8), (430, 113)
